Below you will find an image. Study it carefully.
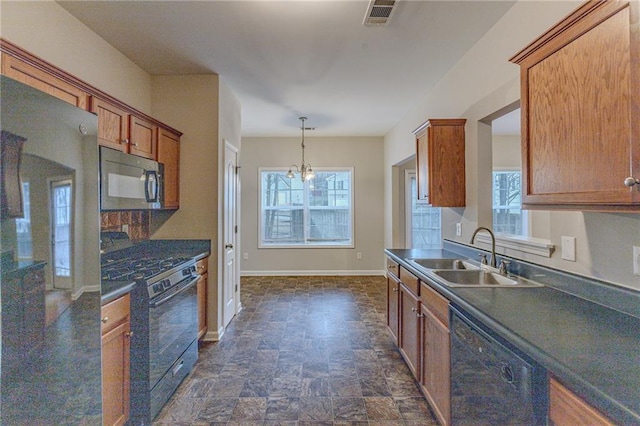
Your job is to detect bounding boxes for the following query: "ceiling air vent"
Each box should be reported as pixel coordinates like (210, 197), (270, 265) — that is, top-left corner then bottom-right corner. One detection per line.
(363, 0), (397, 26)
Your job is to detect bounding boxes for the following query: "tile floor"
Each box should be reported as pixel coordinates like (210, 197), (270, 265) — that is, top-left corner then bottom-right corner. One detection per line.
(154, 275), (437, 425)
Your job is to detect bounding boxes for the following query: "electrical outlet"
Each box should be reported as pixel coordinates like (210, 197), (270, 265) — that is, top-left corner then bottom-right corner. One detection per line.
(122, 224), (129, 233)
(357, 252), (363, 260)
(634, 246), (640, 276)
(456, 223), (462, 237)
(561, 236), (576, 262)
(243, 252), (249, 260)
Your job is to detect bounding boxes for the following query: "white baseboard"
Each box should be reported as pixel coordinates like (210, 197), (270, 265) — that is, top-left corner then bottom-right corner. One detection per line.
(240, 270), (386, 277)
(71, 286), (100, 300)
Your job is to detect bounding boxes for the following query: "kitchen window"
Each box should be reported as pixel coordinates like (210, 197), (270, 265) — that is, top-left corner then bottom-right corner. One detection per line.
(492, 170), (527, 236)
(406, 171), (441, 249)
(259, 168), (354, 248)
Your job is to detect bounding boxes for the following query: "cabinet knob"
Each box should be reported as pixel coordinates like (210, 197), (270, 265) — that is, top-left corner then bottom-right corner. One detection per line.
(624, 177), (640, 187)
(393, 288), (398, 292)
(122, 138), (130, 145)
(131, 142), (139, 147)
(126, 331), (134, 338)
(416, 312), (424, 318)
(197, 265), (205, 271)
(411, 307), (417, 312)
(101, 316), (109, 323)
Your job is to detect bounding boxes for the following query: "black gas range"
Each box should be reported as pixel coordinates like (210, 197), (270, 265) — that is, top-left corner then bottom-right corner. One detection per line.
(101, 241), (200, 425)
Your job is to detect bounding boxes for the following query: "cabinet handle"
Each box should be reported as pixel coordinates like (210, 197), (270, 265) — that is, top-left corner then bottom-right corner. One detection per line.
(624, 177), (640, 187)
(101, 316), (109, 323)
(225, 244), (234, 249)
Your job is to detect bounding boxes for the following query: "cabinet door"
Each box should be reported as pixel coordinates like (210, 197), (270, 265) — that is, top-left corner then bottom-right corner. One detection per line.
(1, 53), (88, 109)
(511, 1), (639, 209)
(101, 295), (131, 426)
(157, 128), (180, 209)
(416, 131), (430, 202)
(386, 273), (400, 345)
(399, 284), (421, 378)
(91, 97), (129, 151)
(129, 115), (157, 160)
(422, 308), (451, 426)
(549, 377), (613, 426)
(197, 272), (208, 340)
(413, 119), (466, 207)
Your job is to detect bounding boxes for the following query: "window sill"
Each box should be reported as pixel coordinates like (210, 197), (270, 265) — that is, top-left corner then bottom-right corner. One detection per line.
(474, 233), (555, 258)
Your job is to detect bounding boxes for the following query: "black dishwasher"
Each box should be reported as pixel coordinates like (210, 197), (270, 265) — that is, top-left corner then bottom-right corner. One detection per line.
(450, 305), (547, 425)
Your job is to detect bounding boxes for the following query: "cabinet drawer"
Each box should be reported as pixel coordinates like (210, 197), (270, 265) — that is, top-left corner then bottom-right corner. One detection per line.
(399, 266), (419, 296)
(196, 257), (208, 275)
(101, 293), (130, 335)
(386, 257), (399, 278)
(420, 282), (449, 327)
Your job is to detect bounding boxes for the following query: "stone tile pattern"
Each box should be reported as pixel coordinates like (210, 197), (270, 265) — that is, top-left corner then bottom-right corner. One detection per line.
(154, 275), (437, 426)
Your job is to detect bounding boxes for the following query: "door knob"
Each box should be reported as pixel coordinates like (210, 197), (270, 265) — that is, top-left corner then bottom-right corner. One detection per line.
(225, 244), (234, 249)
(624, 177), (640, 187)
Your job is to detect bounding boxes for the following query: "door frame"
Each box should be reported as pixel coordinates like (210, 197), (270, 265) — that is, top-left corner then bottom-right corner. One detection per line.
(48, 176), (74, 290)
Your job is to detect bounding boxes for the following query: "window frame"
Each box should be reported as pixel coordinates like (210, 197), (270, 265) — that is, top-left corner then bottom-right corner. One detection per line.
(258, 167), (355, 249)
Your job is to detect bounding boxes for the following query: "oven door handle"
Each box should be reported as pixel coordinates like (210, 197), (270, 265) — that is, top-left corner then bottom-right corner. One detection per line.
(150, 275), (199, 308)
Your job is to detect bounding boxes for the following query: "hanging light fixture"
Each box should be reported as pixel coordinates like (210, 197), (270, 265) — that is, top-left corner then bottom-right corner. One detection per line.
(287, 116), (315, 181)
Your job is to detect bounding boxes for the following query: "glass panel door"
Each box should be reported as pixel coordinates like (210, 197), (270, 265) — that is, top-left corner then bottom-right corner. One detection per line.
(51, 179), (72, 288)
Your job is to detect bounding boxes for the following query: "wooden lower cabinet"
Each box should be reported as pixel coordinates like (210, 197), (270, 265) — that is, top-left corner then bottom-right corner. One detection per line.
(386, 272), (400, 344)
(549, 377), (614, 426)
(399, 283), (421, 378)
(196, 257), (209, 340)
(101, 294), (131, 426)
(420, 281), (451, 426)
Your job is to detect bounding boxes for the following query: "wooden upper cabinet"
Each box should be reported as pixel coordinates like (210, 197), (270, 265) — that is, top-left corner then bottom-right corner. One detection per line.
(91, 97), (130, 152)
(129, 115), (157, 160)
(1, 52), (88, 109)
(413, 119), (466, 207)
(510, 0), (639, 210)
(157, 128), (180, 209)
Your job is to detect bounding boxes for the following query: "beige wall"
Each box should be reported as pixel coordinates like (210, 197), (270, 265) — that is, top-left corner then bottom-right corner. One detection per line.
(384, 0), (640, 290)
(0, 1), (152, 114)
(241, 136), (385, 274)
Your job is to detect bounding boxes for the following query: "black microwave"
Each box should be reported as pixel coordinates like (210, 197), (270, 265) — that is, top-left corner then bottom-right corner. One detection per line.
(99, 147), (164, 210)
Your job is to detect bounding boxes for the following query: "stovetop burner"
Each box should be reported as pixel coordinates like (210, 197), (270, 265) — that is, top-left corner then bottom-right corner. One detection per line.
(101, 256), (191, 282)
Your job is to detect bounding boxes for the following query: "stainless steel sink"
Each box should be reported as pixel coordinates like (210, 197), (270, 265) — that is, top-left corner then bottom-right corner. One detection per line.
(432, 269), (543, 288)
(408, 258), (480, 271)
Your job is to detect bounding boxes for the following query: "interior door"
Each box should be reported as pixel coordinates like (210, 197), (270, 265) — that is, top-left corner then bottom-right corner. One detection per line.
(50, 178), (73, 289)
(223, 142), (238, 328)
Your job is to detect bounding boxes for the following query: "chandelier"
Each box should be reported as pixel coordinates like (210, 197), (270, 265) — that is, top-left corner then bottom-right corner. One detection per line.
(287, 116), (315, 181)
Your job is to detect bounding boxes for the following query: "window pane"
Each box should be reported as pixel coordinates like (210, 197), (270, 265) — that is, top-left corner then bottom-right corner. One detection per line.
(262, 208), (304, 243)
(492, 171), (524, 236)
(16, 182), (32, 259)
(309, 208), (350, 242)
(410, 176), (441, 249)
(260, 169), (353, 247)
(262, 172), (304, 207)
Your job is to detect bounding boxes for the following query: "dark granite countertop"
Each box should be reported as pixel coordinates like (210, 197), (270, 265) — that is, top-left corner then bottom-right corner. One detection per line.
(101, 279), (137, 305)
(385, 245), (640, 425)
(1, 259), (46, 279)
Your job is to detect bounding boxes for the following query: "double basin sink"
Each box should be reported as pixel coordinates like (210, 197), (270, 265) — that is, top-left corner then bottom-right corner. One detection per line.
(407, 258), (543, 288)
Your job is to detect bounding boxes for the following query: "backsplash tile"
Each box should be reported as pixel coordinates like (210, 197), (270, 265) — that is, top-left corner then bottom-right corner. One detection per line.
(100, 210), (150, 241)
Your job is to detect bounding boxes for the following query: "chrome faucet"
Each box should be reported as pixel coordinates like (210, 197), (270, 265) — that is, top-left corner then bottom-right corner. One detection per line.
(470, 226), (497, 268)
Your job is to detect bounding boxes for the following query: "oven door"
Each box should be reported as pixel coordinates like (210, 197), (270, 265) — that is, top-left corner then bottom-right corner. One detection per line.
(148, 275), (198, 390)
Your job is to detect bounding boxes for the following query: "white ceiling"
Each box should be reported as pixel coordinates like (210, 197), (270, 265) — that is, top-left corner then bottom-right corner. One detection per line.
(58, 1), (515, 137)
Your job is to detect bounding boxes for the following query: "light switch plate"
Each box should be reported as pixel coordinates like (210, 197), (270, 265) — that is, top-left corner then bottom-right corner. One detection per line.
(561, 236), (576, 262)
(456, 223), (462, 237)
(633, 246), (640, 276)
